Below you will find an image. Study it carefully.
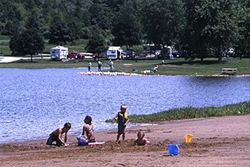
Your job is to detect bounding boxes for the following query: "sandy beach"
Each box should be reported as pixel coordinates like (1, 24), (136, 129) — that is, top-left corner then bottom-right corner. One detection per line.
(0, 115), (249, 167)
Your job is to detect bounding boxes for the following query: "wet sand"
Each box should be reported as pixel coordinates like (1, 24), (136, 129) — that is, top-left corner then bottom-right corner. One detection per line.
(0, 115), (249, 167)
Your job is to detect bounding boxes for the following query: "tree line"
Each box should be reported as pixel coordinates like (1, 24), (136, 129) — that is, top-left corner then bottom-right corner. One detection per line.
(0, 0), (249, 60)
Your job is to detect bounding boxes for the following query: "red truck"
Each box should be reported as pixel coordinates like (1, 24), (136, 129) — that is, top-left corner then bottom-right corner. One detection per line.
(68, 51), (85, 60)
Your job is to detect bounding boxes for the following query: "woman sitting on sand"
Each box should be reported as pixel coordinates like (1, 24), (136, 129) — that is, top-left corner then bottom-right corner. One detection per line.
(82, 115), (96, 142)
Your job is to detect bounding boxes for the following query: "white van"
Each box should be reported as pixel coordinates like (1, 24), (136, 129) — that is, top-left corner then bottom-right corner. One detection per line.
(106, 46), (123, 59)
(50, 46), (68, 60)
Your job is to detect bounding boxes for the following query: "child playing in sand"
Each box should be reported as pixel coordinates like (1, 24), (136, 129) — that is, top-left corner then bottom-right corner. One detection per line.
(46, 122), (71, 146)
(82, 115), (96, 142)
(134, 131), (149, 146)
(113, 104), (129, 142)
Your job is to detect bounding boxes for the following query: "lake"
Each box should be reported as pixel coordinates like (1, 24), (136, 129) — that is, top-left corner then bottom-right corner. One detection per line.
(0, 68), (249, 144)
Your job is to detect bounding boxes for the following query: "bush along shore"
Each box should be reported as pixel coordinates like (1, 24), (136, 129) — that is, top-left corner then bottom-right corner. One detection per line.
(105, 101), (250, 123)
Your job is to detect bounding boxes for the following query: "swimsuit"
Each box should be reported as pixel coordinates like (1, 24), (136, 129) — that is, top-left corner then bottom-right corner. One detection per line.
(85, 125), (96, 142)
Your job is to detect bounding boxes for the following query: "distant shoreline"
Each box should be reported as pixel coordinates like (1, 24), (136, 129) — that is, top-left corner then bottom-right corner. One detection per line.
(0, 57), (249, 76)
(1, 66), (250, 77)
(78, 71), (250, 77)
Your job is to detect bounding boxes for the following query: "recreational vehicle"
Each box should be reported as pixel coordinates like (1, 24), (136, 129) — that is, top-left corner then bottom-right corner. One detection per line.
(106, 46), (123, 59)
(50, 46), (68, 60)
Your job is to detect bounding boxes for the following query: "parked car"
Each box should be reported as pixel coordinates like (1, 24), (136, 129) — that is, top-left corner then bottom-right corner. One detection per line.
(172, 50), (181, 57)
(122, 50), (133, 57)
(161, 50), (181, 59)
(68, 51), (85, 60)
(226, 48), (235, 57)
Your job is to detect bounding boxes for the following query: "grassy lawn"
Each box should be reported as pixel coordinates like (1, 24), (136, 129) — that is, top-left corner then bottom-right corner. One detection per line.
(105, 101), (250, 123)
(0, 35), (11, 55)
(111, 57), (250, 75)
(0, 56), (249, 75)
(156, 58), (250, 75)
(1, 35), (249, 75)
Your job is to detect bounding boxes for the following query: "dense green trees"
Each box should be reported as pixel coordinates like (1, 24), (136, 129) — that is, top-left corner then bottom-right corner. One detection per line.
(0, 0), (249, 58)
(0, 0), (27, 35)
(183, 0), (240, 61)
(235, 0), (250, 57)
(141, 0), (184, 46)
(9, 10), (45, 61)
(85, 25), (110, 56)
(48, 11), (71, 45)
(112, 0), (142, 47)
(89, 1), (114, 30)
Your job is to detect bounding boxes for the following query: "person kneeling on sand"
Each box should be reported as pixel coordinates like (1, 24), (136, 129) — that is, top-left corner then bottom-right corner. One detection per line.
(46, 122), (71, 146)
(134, 132), (149, 146)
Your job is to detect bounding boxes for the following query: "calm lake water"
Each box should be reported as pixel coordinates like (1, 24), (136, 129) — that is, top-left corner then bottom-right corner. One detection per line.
(0, 68), (249, 144)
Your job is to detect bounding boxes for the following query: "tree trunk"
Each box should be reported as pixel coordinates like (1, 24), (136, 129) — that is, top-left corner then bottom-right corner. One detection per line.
(217, 47), (222, 62)
(218, 55), (222, 62)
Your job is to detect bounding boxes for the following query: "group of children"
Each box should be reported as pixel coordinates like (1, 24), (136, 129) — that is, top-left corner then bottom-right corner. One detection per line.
(46, 104), (148, 146)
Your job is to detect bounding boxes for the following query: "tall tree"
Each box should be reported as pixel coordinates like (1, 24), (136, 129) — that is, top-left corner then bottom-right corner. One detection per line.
(9, 10), (45, 61)
(0, 1), (27, 35)
(85, 25), (109, 56)
(89, 0), (114, 30)
(105, 0), (124, 12)
(235, 0), (250, 57)
(66, 0), (91, 40)
(141, 0), (184, 46)
(183, 0), (239, 61)
(48, 11), (71, 45)
(112, 0), (142, 47)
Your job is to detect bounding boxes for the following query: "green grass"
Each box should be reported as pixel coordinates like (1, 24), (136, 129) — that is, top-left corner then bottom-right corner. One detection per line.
(0, 45), (11, 55)
(105, 101), (250, 123)
(0, 35), (10, 40)
(0, 57), (249, 75)
(0, 58), (93, 68)
(0, 35), (249, 75)
(0, 35), (11, 55)
(105, 58), (250, 75)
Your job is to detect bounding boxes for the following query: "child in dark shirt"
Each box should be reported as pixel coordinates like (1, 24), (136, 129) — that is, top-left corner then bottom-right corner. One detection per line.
(113, 104), (129, 142)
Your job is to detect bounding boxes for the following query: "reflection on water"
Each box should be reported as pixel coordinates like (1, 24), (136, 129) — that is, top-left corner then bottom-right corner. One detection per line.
(0, 68), (249, 143)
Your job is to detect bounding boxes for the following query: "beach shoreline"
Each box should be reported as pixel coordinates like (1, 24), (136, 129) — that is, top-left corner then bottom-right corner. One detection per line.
(1, 115), (249, 167)
(78, 71), (250, 77)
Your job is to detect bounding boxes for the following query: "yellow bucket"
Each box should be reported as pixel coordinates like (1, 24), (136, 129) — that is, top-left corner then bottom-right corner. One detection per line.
(185, 134), (193, 143)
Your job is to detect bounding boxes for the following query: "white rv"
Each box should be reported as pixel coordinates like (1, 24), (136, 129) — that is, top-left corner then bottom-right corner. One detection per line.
(106, 46), (123, 59)
(50, 46), (68, 60)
